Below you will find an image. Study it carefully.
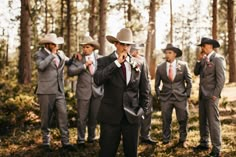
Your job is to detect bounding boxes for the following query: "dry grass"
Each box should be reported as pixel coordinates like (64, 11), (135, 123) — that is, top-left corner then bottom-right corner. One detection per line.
(0, 102), (235, 157)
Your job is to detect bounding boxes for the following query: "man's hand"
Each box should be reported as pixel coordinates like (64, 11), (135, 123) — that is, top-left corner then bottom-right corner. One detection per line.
(117, 51), (127, 64)
(75, 52), (82, 61)
(85, 60), (93, 67)
(197, 51), (205, 61)
(212, 96), (217, 101)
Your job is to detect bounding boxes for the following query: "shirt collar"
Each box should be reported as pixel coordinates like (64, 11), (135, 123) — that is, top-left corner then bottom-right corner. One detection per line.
(167, 59), (176, 66)
(207, 51), (214, 59)
(44, 47), (51, 54)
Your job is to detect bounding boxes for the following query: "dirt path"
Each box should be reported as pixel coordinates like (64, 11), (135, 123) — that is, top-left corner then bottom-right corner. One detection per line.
(221, 86), (236, 102)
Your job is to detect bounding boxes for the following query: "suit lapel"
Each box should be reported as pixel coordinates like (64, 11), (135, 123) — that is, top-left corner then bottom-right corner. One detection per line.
(163, 62), (170, 81)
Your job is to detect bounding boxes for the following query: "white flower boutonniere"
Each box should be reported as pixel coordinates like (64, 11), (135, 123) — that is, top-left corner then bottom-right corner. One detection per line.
(177, 64), (181, 71)
(128, 58), (141, 72)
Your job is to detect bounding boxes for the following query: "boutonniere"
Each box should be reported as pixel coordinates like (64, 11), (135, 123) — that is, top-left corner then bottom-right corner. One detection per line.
(128, 59), (141, 72)
(207, 61), (213, 67)
(176, 64), (182, 71)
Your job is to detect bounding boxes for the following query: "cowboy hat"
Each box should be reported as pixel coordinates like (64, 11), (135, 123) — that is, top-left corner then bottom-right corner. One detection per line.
(106, 28), (134, 45)
(79, 36), (100, 49)
(39, 33), (64, 45)
(162, 43), (182, 57)
(131, 43), (143, 50)
(197, 37), (220, 48)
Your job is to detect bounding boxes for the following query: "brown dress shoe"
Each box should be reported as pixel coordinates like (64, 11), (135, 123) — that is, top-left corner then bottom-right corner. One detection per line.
(176, 141), (188, 148)
(140, 138), (157, 145)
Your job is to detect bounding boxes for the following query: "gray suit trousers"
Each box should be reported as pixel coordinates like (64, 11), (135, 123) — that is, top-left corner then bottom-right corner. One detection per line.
(77, 96), (101, 142)
(38, 92), (69, 145)
(140, 112), (152, 140)
(161, 98), (188, 142)
(199, 97), (221, 153)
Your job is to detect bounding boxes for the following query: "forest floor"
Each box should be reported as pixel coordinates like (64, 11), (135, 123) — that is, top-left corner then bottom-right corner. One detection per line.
(0, 84), (235, 157)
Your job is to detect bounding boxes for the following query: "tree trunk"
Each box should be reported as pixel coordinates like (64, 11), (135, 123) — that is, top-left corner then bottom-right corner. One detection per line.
(170, 0), (173, 43)
(212, 0), (217, 39)
(89, 0), (97, 38)
(127, 0), (132, 22)
(99, 0), (107, 55)
(227, 0), (236, 82)
(19, 0), (31, 84)
(45, 0), (48, 33)
(146, 0), (156, 79)
(66, 0), (71, 57)
(60, 0), (64, 36)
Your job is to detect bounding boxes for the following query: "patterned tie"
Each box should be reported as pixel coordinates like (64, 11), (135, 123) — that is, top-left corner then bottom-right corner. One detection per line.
(168, 63), (173, 81)
(121, 62), (126, 80)
(88, 57), (94, 75)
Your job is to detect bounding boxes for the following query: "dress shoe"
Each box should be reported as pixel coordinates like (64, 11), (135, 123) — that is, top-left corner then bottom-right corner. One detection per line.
(209, 151), (221, 157)
(193, 145), (209, 151)
(77, 141), (85, 148)
(40, 144), (53, 152)
(62, 144), (77, 152)
(162, 141), (169, 145)
(176, 141), (188, 148)
(140, 138), (157, 145)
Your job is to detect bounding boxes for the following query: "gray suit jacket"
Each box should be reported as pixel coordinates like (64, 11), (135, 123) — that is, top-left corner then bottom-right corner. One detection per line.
(35, 48), (70, 94)
(155, 60), (192, 101)
(194, 52), (226, 98)
(68, 52), (104, 100)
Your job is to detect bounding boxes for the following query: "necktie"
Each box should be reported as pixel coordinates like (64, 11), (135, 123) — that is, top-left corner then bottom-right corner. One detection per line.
(168, 64), (173, 81)
(53, 57), (59, 67)
(121, 62), (126, 80)
(88, 57), (94, 75)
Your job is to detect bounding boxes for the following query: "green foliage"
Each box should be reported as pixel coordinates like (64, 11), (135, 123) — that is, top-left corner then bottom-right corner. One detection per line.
(0, 94), (39, 127)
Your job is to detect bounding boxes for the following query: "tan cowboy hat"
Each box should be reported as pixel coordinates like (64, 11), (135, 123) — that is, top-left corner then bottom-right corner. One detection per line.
(79, 36), (100, 49)
(106, 28), (134, 45)
(39, 33), (64, 45)
(163, 43), (182, 57)
(131, 43), (142, 50)
(197, 37), (220, 48)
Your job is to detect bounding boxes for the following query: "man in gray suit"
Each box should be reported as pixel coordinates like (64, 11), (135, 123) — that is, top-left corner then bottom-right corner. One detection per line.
(130, 44), (157, 145)
(193, 37), (225, 157)
(155, 44), (192, 148)
(94, 28), (150, 157)
(68, 36), (103, 146)
(35, 33), (75, 151)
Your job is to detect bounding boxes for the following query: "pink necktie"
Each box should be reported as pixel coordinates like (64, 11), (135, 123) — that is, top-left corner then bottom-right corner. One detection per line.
(88, 57), (94, 75)
(54, 58), (59, 67)
(168, 64), (173, 81)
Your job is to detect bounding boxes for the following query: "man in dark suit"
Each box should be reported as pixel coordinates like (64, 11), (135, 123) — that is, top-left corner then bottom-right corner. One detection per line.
(94, 28), (150, 157)
(155, 44), (192, 148)
(193, 37), (226, 157)
(35, 33), (75, 151)
(68, 36), (103, 146)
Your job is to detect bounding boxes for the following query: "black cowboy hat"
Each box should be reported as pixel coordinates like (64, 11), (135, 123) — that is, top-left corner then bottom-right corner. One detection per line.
(197, 37), (220, 48)
(163, 43), (182, 57)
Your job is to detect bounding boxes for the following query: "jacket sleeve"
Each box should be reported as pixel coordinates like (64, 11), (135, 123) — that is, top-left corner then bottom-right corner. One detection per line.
(67, 59), (86, 77)
(184, 63), (192, 97)
(193, 62), (201, 76)
(213, 56), (226, 97)
(34, 51), (55, 71)
(139, 62), (150, 113)
(155, 66), (161, 97)
(94, 57), (119, 86)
